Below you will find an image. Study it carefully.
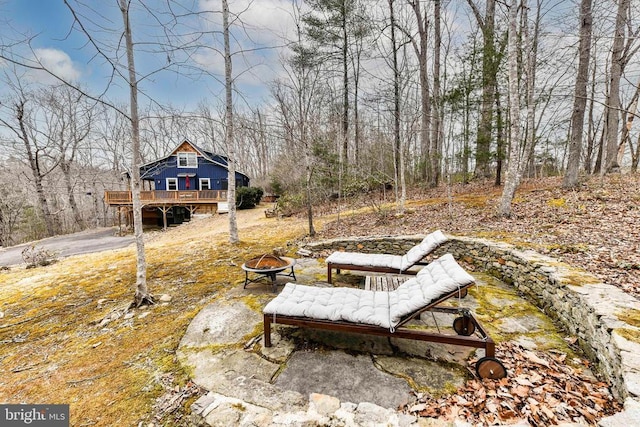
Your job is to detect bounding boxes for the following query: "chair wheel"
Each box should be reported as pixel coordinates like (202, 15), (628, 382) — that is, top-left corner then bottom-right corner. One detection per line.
(476, 356), (507, 379)
(452, 316), (475, 336)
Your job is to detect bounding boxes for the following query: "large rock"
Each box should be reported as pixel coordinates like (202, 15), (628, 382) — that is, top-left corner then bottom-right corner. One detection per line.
(179, 300), (260, 347)
(274, 350), (413, 409)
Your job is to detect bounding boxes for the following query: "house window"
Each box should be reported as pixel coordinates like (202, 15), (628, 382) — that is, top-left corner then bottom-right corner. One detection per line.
(177, 152), (197, 168)
(167, 178), (178, 191)
(199, 178), (210, 190)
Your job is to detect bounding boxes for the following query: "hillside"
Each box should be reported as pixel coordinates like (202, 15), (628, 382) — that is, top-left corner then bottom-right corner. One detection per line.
(317, 174), (640, 299)
(0, 174), (637, 426)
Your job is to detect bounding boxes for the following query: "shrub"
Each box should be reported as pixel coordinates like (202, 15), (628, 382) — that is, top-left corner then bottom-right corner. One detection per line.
(21, 245), (58, 268)
(236, 187), (264, 210)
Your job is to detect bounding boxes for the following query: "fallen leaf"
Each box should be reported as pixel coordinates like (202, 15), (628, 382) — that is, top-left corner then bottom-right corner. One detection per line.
(524, 350), (550, 367)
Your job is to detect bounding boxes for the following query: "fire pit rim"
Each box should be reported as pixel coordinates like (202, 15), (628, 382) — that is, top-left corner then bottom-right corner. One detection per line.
(241, 255), (296, 273)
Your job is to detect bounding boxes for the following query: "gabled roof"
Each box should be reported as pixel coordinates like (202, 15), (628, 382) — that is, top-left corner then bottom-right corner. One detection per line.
(139, 139), (248, 177)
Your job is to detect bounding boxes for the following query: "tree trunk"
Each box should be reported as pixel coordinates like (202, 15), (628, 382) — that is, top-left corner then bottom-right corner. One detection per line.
(563, 0), (593, 188)
(15, 100), (57, 237)
(584, 53), (598, 174)
(468, 0), (497, 179)
(61, 161), (84, 229)
(342, 1), (349, 167)
(223, 0), (239, 244)
(499, 0), (523, 217)
(390, 0), (404, 214)
(120, 0), (151, 307)
(617, 78), (640, 165)
(632, 132), (640, 172)
(603, 0), (629, 173)
(430, 0), (442, 187)
(524, 1), (540, 182)
(494, 87), (504, 186)
(409, 0), (432, 184)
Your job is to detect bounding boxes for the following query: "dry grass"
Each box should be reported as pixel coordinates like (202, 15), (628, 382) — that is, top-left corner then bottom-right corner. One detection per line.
(0, 208), (310, 426)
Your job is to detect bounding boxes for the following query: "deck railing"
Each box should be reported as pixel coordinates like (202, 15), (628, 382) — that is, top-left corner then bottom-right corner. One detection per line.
(105, 190), (227, 205)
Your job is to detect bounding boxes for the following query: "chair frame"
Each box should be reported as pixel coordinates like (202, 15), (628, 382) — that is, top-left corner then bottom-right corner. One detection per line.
(327, 260), (429, 284)
(263, 283), (495, 359)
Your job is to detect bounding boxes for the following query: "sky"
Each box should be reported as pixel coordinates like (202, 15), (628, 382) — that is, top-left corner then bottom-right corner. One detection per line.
(0, 0), (301, 110)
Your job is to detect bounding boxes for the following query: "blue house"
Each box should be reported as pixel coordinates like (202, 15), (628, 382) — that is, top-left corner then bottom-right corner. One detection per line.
(106, 140), (250, 227)
(140, 140), (250, 191)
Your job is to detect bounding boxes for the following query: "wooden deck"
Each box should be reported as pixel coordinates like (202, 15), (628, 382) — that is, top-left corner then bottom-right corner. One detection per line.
(364, 275), (408, 291)
(105, 190), (227, 206)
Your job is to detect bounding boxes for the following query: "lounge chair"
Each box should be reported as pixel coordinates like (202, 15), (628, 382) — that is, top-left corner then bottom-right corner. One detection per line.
(325, 230), (448, 284)
(263, 253), (506, 379)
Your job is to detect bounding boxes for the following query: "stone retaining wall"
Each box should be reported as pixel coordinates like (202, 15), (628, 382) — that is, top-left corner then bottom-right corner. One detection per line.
(303, 234), (640, 403)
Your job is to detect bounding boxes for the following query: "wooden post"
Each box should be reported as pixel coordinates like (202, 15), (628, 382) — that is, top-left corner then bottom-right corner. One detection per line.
(158, 206), (169, 230)
(118, 207), (122, 235)
(263, 314), (272, 347)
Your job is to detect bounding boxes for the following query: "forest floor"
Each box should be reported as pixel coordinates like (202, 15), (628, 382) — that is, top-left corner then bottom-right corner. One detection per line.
(0, 173), (637, 426)
(315, 174), (640, 299)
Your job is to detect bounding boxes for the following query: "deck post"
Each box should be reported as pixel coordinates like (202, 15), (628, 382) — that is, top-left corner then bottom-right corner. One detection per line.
(118, 207), (122, 235)
(159, 205), (169, 230)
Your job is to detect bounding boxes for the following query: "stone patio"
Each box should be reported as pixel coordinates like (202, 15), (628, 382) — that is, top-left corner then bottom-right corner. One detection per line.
(176, 243), (639, 426)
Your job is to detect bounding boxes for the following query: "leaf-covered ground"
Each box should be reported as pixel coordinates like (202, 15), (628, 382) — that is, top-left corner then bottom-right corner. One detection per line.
(318, 174), (640, 298)
(406, 342), (621, 425)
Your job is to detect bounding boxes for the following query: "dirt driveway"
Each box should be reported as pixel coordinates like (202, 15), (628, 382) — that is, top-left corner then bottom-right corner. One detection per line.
(0, 227), (135, 267)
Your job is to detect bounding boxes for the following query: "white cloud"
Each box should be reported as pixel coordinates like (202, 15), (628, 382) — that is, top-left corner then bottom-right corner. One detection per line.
(194, 0), (307, 92)
(30, 48), (81, 84)
(198, 0), (302, 45)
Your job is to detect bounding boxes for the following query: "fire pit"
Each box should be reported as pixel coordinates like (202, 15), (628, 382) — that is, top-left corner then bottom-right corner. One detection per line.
(241, 254), (296, 292)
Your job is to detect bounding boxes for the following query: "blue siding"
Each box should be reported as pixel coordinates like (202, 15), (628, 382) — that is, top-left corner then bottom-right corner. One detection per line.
(143, 155), (249, 190)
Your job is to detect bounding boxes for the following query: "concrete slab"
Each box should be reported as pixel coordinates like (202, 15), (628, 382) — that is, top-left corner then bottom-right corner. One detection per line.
(273, 350), (413, 409)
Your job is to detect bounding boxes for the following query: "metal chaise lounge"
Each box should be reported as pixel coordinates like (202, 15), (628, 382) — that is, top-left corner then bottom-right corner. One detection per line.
(263, 253), (506, 379)
(325, 230), (448, 284)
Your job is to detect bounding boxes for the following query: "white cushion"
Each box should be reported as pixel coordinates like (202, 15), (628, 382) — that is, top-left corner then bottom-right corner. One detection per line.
(326, 230), (448, 273)
(263, 283), (392, 328)
(400, 230), (449, 270)
(390, 254), (475, 326)
(325, 252), (403, 270)
(265, 253), (474, 332)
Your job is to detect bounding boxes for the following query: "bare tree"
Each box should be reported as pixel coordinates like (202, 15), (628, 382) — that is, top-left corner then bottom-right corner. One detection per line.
(500, 0), (529, 216)
(404, 0), (433, 184)
(563, 0), (593, 188)
(603, 0), (630, 173)
(0, 180), (27, 247)
(0, 82), (60, 237)
(44, 85), (93, 229)
(389, 0), (405, 213)
(222, 0), (239, 244)
(117, 0), (152, 306)
(431, 0), (443, 187)
(467, 0), (501, 179)
(271, 2), (326, 236)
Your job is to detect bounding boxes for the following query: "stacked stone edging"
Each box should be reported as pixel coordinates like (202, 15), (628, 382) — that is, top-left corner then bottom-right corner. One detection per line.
(303, 234), (640, 404)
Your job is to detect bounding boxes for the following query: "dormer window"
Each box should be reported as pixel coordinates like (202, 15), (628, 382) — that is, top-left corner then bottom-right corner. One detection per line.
(177, 152), (197, 168)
